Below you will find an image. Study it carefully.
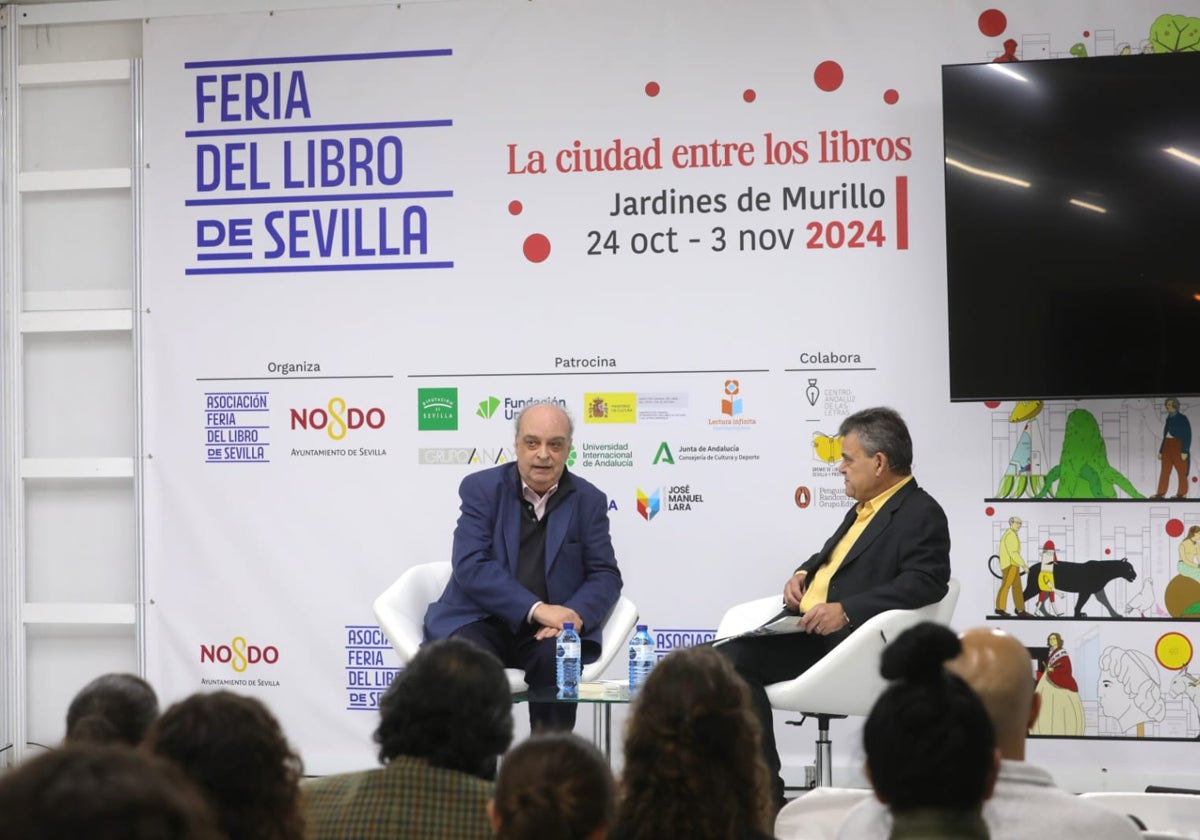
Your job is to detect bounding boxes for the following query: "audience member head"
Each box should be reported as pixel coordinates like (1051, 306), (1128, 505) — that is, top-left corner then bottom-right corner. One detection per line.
(838, 406), (913, 476)
(490, 732), (613, 840)
(864, 622), (998, 815)
(614, 645), (773, 840)
(374, 637), (513, 778)
(948, 627), (1039, 760)
(65, 672), (160, 746)
(0, 742), (223, 840)
(145, 691), (304, 840)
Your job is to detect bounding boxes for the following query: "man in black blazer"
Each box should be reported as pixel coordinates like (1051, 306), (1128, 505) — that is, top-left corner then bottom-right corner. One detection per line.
(717, 406), (950, 806)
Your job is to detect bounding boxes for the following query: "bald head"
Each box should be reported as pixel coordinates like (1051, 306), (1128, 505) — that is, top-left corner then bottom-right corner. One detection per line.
(947, 627), (1037, 760)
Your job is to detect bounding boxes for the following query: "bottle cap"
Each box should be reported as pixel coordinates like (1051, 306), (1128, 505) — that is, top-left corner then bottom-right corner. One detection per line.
(563, 621), (575, 630)
(636, 624), (648, 632)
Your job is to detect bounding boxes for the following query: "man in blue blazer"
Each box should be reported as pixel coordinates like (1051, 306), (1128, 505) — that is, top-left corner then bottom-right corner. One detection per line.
(424, 402), (623, 729)
(717, 406), (950, 807)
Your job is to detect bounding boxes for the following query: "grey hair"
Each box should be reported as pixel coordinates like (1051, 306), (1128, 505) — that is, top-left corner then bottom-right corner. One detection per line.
(838, 406), (913, 475)
(513, 401), (575, 440)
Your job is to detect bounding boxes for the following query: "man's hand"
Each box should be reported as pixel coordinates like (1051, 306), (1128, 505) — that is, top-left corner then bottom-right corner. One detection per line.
(799, 602), (849, 636)
(532, 604), (583, 640)
(783, 571), (808, 611)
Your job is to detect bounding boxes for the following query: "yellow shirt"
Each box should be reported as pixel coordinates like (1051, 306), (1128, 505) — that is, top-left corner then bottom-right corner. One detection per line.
(799, 475), (913, 613)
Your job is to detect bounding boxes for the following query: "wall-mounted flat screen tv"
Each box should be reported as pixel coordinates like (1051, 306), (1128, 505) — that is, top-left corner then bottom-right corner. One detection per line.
(942, 53), (1200, 402)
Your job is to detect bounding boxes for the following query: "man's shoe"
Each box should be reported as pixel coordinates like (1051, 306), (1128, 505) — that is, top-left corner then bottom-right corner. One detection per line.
(1173, 494), (1188, 500)
(1151, 494), (1165, 499)
(993, 609), (1010, 617)
(1015, 610), (1034, 618)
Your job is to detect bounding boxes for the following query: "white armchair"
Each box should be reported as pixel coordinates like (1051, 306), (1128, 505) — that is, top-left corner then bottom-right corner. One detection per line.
(716, 579), (961, 787)
(373, 561), (638, 692)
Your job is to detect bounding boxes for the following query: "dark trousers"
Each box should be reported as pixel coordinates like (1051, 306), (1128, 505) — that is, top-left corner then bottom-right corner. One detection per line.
(715, 631), (833, 805)
(451, 616), (577, 731)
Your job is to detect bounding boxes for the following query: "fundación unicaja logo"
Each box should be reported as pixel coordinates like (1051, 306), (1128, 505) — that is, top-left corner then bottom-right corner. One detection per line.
(417, 388), (458, 431)
(476, 395), (500, 419)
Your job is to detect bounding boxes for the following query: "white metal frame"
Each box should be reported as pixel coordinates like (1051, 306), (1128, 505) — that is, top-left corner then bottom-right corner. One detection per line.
(0, 0), (415, 771)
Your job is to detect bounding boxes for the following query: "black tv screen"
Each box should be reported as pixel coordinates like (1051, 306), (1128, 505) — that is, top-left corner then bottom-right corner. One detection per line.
(942, 53), (1200, 402)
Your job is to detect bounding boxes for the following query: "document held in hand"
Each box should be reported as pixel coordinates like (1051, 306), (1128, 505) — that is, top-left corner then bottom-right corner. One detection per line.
(712, 607), (806, 647)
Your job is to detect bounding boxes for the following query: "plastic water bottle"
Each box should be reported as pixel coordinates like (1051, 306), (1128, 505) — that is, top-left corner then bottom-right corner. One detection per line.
(628, 624), (655, 692)
(556, 622), (581, 699)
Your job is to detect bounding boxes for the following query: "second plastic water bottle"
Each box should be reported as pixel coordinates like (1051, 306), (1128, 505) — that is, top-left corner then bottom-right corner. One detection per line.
(628, 623), (655, 692)
(556, 621), (581, 699)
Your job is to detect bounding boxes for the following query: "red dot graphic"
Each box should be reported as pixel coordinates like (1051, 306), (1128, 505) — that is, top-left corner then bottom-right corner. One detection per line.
(1105, 548), (1112, 555)
(1167, 518), (1186, 538)
(523, 233), (551, 263)
(1083, 30), (1091, 38)
(743, 88), (756, 103)
(978, 9), (1007, 37)
(985, 506), (995, 517)
(984, 401), (1001, 409)
(814, 61), (844, 92)
(645, 81), (660, 97)
(508, 200), (523, 216)
(883, 89), (899, 105)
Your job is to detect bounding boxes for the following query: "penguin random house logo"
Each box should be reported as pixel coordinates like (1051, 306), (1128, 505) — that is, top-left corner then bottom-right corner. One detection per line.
(417, 388), (458, 430)
(636, 484), (706, 520)
(198, 636), (280, 686)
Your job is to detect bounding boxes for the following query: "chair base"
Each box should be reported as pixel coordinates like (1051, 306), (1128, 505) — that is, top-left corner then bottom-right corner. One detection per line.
(786, 712), (847, 788)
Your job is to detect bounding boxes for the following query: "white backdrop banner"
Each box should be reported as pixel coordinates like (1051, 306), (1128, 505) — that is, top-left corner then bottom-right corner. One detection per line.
(143, 0), (1200, 779)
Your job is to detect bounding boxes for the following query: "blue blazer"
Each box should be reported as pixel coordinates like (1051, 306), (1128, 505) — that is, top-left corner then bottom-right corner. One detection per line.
(424, 463), (623, 658)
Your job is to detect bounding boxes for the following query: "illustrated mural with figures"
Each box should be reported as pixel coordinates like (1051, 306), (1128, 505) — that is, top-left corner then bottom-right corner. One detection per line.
(984, 400), (1200, 740)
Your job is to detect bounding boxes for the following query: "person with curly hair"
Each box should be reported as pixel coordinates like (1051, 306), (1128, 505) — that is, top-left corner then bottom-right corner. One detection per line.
(0, 742), (223, 840)
(145, 691), (305, 840)
(612, 645), (774, 840)
(490, 732), (613, 840)
(302, 637), (513, 839)
(65, 672), (159, 746)
(857, 622), (998, 839)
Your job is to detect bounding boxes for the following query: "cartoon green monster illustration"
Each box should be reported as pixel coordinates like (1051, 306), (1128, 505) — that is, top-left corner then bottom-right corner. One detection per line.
(1150, 14), (1200, 52)
(1035, 409), (1144, 499)
(1069, 42), (1088, 57)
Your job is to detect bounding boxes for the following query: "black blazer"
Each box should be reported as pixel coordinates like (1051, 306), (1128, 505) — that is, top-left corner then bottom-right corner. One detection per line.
(798, 479), (950, 642)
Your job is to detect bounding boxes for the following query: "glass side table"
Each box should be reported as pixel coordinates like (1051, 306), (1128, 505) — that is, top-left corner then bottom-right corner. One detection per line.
(512, 680), (632, 760)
